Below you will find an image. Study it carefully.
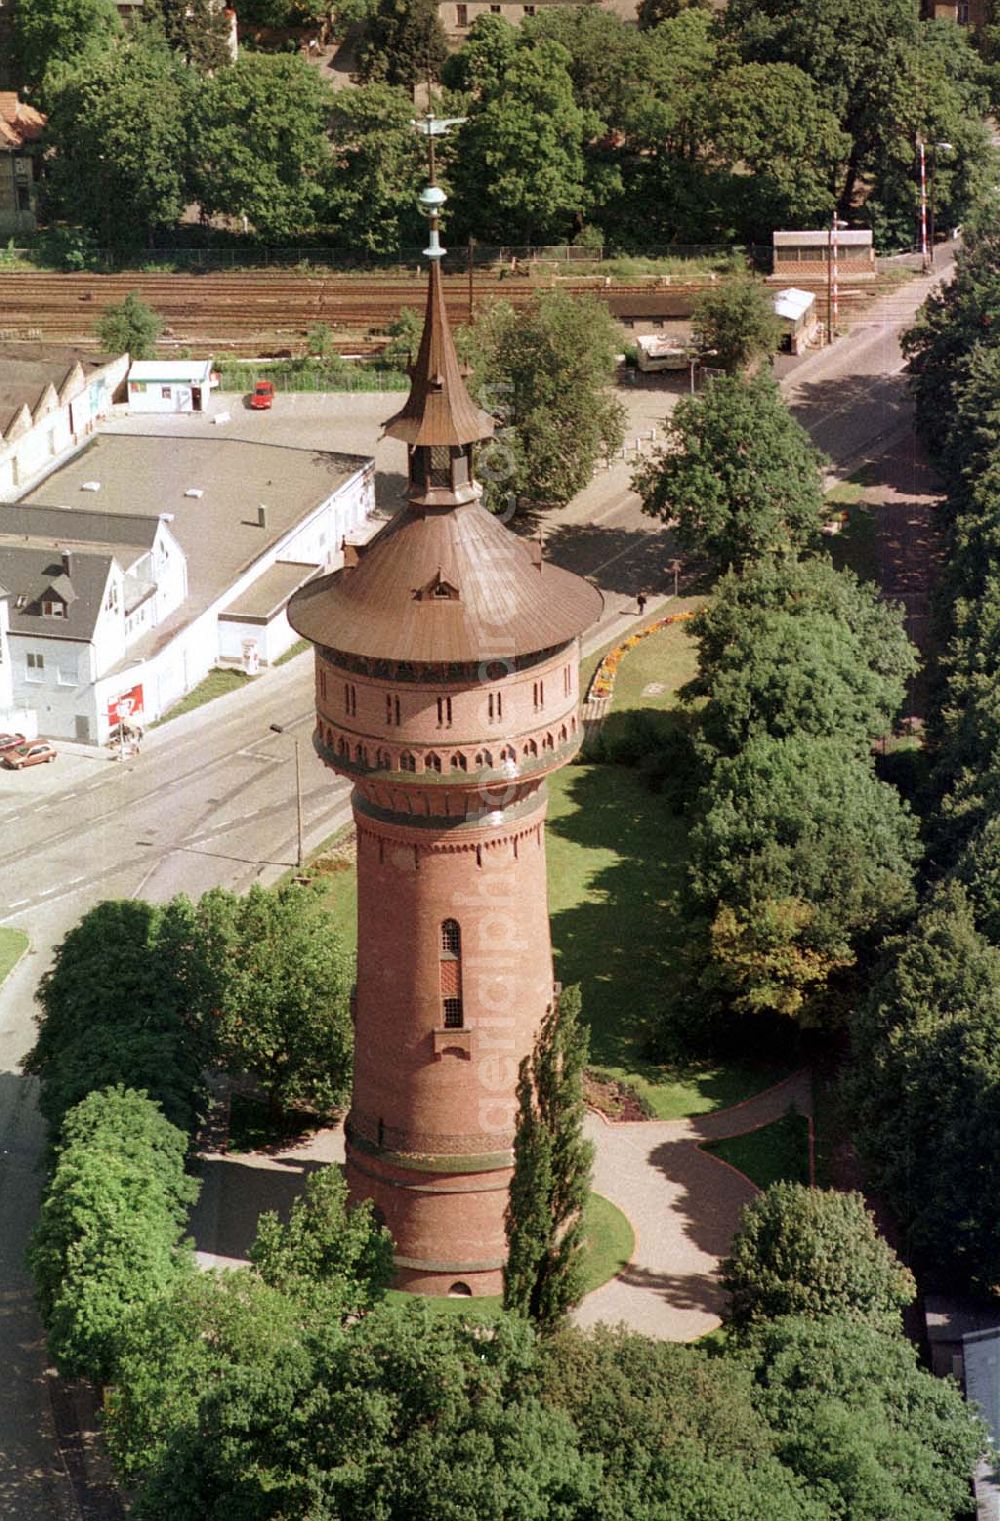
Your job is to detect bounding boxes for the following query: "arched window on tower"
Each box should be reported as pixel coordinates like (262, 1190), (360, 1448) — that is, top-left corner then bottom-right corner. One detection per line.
(451, 752), (468, 771)
(425, 751), (442, 773)
(440, 919), (463, 1028)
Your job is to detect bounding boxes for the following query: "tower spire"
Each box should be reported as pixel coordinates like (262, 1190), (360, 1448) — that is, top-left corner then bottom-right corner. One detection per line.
(384, 114), (493, 468)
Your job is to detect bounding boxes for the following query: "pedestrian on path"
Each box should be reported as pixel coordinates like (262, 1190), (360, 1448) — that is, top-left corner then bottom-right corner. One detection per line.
(636, 590), (648, 617)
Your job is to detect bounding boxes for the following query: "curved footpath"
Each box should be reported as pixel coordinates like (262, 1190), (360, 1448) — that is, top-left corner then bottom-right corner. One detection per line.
(574, 1069), (813, 1341)
(192, 1068), (812, 1344)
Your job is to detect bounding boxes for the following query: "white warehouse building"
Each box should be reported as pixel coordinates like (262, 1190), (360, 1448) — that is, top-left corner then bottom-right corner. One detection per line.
(0, 431), (375, 743)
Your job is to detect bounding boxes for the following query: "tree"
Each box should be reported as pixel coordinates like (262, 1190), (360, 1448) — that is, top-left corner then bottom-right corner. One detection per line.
(25, 898), (211, 1141)
(706, 64), (847, 236)
(104, 1269), (316, 1520)
(696, 606), (912, 759)
(442, 12), (519, 96)
(302, 1303), (599, 1521)
(634, 372), (828, 569)
(42, 37), (192, 253)
(466, 290), (625, 512)
(355, 0), (448, 88)
(691, 279), (781, 374)
(29, 1086), (198, 1382)
(691, 557), (916, 696)
(637, 0), (710, 27)
(739, 1316), (985, 1521)
(211, 882), (353, 1118)
(250, 1165), (394, 1316)
(450, 39), (596, 246)
(504, 986), (594, 1331)
(326, 84), (426, 257)
(721, 1183), (915, 1333)
(96, 291), (164, 359)
(538, 1325), (823, 1521)
(13, 0), (120, 95)
(847, 883), (1000, 1291)
(191, 54), (333, 240)
(689, 736), (919, 1018)
(143, 0), (232, 71)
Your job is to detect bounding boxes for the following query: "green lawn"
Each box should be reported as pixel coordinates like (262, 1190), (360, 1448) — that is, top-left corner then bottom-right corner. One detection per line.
(0, 927), (28, 986)
(580, 598), (704, 706)
(384, 1190), (633, 1319)
(547, 764), (788, 1118)
(702, 1109), (811, 1191)
(274, 638), (310, 668)
(152, 667), (256, 727)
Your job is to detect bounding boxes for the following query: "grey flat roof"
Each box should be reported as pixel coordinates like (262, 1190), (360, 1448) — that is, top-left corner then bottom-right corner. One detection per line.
(218, 560), (317, 623)
(0, 502), (160, 551)
(773, 229), (873, 248)
(22, 433), (369, 669)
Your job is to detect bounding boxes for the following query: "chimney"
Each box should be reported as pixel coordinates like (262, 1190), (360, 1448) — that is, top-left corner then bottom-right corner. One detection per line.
(257, 504), (268, 529)
(530, 533), (543, 571)
(342, 538), (359, 570)
(61, 549), (73, 577)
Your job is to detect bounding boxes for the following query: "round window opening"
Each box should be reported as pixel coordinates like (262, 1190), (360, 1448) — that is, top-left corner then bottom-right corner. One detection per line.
(448, 1281), (473, 1297)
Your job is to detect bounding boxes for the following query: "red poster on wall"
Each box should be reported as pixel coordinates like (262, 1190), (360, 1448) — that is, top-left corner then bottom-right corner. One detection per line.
(108, 684), (144, 726)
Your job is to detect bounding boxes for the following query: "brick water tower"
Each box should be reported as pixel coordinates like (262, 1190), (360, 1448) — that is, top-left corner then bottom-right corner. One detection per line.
(287, 152), (602, 1297)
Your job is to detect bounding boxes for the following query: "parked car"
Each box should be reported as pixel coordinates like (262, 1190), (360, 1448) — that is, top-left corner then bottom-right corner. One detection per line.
(3, 741), (57, 769)
(249, 379), (275, 410)
(0, 732), (25, 753)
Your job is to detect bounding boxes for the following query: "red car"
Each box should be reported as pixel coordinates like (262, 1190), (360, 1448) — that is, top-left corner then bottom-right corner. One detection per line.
(249, 379), (275, 410)
(0, 732), (25, 754)
(3, 741), (57, 769)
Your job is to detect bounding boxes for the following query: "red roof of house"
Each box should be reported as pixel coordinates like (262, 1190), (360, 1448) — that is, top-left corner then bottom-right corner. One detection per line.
(0, 94), (46, 151)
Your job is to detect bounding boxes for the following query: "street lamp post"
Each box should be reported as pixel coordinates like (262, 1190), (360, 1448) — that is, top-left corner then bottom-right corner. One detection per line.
(919, 137), (954, 272)
(270, 723), (303, 869)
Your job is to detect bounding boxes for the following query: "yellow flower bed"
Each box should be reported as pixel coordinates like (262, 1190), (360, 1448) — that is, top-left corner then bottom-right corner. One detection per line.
(586, 610), (697, 704)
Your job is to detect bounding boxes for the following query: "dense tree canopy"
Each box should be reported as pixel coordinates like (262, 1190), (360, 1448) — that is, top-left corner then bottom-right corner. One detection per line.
(689, 736), (919, 1018)
(30, 1086), (197, 1382)
(450, 39), (597, 246)
(13, 0), (120, 96)
(466, 290), (624, 512)
(739, 1315), (985, 1521)
(355, 0), (448, 87)
(690, 278), (781, 373)
(205, 881), (353, 1116)
(191, 55), (333, 241)
(25, 897), (211, 1140)
(848, 883), (1000, 1289)
(634, 373), (828, 570)
(326, 84), (426, 256)
(250, 1165), (393, 1318)
(42, 37), (191, 253)
(722, 1183), (915, 1333)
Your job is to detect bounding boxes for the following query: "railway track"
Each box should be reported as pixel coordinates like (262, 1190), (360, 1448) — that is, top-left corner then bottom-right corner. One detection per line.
(0, 270), (722, 353)
(0, 270), (900, 356)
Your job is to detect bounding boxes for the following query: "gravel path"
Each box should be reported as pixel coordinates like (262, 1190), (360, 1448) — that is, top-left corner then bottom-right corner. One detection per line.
(575, 1070), (813, 1340)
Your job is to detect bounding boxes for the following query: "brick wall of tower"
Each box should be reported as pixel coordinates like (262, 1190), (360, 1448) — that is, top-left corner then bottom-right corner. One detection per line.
(345, 786), (556, 1291)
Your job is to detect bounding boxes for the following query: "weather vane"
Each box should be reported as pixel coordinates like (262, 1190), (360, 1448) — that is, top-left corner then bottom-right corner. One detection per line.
(411, 111), (466, 261)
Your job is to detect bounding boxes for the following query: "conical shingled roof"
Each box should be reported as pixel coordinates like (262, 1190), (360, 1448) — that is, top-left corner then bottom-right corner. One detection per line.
(287, 501), (603, 664)
(383, 260), (494, 448)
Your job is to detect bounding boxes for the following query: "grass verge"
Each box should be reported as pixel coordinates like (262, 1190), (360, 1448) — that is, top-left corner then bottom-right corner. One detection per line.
(384, 1191), (634, 1319)
(0, 927), (28, 986)
(152, 667), (256, 728)
(702, 1109), (811, 1191)
(274, 638), (310, 667)
(580, 599), (703, 704)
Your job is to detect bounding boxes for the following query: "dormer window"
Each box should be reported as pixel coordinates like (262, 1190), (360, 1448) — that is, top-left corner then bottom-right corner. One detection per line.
(415, 571), (460, 602)
(42, 599), (65, 618)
